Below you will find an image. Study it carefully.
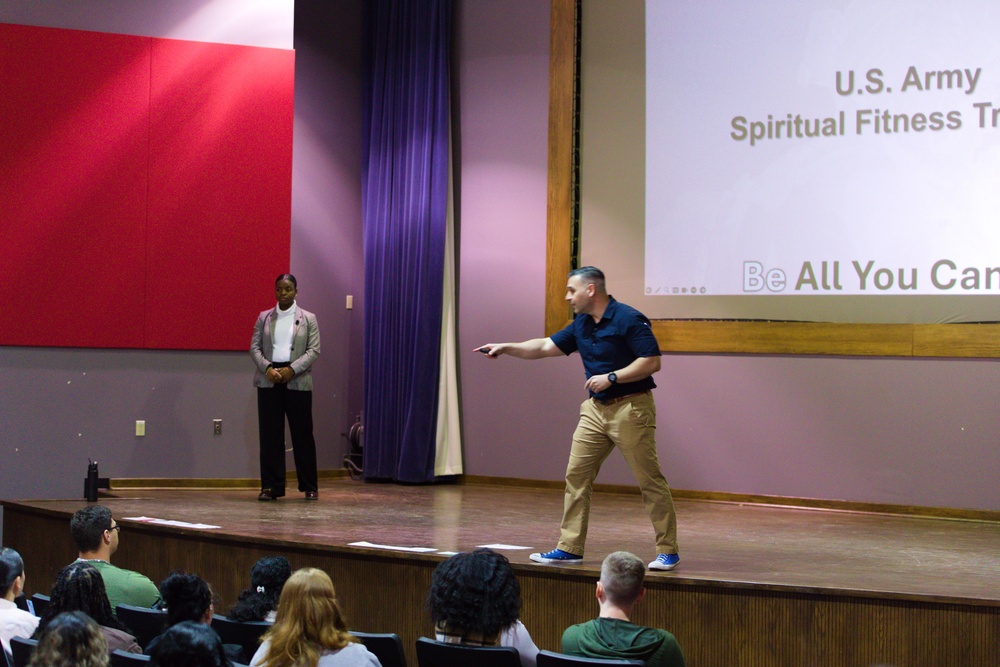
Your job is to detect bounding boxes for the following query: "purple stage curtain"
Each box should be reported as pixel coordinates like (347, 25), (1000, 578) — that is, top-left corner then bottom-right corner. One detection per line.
(361, 0), (452, 482)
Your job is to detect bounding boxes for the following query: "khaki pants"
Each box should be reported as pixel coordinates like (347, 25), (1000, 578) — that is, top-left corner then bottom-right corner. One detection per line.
(556, 391), (678, 556)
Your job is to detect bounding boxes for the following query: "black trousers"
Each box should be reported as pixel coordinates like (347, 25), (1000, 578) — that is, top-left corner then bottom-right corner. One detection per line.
(257, 386), (318, 493)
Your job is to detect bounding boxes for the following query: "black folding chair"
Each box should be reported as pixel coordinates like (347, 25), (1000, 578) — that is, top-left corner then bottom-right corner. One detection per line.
(537, 650), (645, 667)
(415, 637), (520, 667)
(110, 650), (151, 666)
(210, 615), (272, 664)
(9, 637), (37, 667)
(353, 631), (407, 667)
(115, 604), (168, 650)
(29, 594), (49, 617)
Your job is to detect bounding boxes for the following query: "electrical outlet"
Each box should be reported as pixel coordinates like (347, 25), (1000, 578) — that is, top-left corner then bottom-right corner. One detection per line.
(213, 419), (222, 435)
(135, 420), (145, 437)
(346, 294), (354, 310)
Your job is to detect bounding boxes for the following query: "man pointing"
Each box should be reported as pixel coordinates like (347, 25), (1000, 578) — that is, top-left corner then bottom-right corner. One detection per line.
(476, 267), (679, 570)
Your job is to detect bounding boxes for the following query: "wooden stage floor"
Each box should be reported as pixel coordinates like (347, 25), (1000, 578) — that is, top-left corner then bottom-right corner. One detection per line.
(4, 479), (1000, 666)
(6, 478), (999, 605)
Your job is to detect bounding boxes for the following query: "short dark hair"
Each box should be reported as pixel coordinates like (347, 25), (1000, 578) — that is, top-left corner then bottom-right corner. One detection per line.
(600, 551), (645, 607)
(227, 556), (291, 622)
(31, 611), (108, 667)
(70, 506), (113, 553)
(568, 266), (606, 292)
(0, 547), (24, 596)
(275, 274), (297, 288)
(36, 561), (127, 636)
(160, 572), (213, 627)
(427, 548), (522, 640)
(148, 621), (229, 667)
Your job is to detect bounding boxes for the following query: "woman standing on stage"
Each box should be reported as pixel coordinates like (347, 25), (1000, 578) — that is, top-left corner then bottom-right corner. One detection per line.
(251, 274), (321, 501)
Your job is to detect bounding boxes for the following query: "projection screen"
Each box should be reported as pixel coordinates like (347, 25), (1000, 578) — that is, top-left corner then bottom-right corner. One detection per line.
(580, 0), (1000, 325)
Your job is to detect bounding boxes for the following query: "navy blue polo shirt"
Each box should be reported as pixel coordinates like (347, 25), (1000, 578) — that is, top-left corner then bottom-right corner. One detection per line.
(550, 297), (661, 401)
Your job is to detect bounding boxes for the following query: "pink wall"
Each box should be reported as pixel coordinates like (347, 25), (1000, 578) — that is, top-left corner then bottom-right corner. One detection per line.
(453, 0), (1000, 512)
(455, 0), (584, 476)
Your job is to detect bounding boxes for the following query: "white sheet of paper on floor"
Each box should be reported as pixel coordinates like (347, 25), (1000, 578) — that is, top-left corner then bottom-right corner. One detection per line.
(123, 517), (220, 530)
(476, 543), (532, 550)
(349, 540), (437, 553)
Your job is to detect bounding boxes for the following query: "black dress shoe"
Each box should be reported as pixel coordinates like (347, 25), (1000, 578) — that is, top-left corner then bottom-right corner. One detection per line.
(305, 491), (319, 500)
(258, 488), (279, 501)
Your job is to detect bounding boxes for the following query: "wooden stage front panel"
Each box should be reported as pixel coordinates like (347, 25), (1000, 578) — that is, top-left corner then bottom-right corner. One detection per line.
(3, 480), (998, 666)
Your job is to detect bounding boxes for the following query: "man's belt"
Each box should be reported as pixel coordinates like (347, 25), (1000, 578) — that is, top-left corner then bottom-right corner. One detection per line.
(593, 390), (649, 406)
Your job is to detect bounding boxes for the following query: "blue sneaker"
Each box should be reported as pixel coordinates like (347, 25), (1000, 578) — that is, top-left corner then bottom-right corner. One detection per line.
(530, 548), (583, 563)
(648, 553), (680, 571)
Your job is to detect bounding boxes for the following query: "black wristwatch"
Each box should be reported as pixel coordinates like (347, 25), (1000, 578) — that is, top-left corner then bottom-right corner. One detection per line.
(608, 372), (618, 384)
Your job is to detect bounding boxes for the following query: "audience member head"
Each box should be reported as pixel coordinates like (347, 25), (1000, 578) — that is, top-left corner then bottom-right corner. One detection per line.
(36, 561), (126, 636)
(0, 547), (26, 600)
(159, 572), (214, 627)
(227, 556), (291, 622)
(598, 551), (646, 610)
(257, 568), (354, 667)
(427, 548), (522, 643)
(29, 610), (108, 667)
(70, 506), (118, 557)
(148, 620), (230, 667)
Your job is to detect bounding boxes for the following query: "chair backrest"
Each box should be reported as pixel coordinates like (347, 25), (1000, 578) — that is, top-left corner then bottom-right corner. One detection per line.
(29, 594), (49, 617)
(352, 631), (407, 667)
(115, 604), (168, 650)
(537, 650), (645, 667)
(110, 649), (152, 666)
(13, 595), (30, 614)
(9, 637), (37, 667)
(210, 615), (272, 664)
(415, 637), (520, 667)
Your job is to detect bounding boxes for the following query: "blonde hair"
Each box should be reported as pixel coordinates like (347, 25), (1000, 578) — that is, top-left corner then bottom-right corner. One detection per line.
(257, 568), (356, 667)
(600, 551), (646, 607)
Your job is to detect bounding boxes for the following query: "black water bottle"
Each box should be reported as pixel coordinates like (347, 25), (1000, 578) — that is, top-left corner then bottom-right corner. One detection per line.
(85, 460), (99, 502)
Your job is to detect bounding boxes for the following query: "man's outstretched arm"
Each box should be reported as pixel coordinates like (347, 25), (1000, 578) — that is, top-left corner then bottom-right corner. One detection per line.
(474, 338), (563, 360)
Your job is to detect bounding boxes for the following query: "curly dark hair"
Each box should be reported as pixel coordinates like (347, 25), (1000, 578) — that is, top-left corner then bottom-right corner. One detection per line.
(426, 548), (522, 640)
(29, 611), (108, 667)
(159, 572), (213, 627)
(148, 620), (230, 667)
(34, 562), (128, 637)
(227, 556), (291, 622)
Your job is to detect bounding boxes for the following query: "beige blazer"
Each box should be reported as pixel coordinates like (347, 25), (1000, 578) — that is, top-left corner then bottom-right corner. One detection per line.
(250, 305), (320, 391)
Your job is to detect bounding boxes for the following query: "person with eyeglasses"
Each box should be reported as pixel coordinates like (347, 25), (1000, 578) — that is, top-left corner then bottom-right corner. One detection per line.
(70, 506), (161, 612)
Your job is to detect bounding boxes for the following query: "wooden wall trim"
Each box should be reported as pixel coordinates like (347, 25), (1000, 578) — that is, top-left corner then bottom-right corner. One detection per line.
(107, 469), (350, 490)
(544, 3), (1000, 357)
(545, 0), (575, 336)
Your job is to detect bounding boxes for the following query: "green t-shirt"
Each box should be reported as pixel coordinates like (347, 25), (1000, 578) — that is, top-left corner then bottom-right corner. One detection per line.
(561, 617), (685, 667)
(77, 559), (161, 612)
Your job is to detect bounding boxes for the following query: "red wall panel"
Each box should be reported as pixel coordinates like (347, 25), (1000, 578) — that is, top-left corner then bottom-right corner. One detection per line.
(0, 24), (149, 348)
(145, 39), (294, 350)
(0, 24), (294, 350)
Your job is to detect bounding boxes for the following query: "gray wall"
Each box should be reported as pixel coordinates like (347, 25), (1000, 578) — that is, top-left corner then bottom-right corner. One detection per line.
(0, 1), (364, 521)
(2, 0), (997, 541)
